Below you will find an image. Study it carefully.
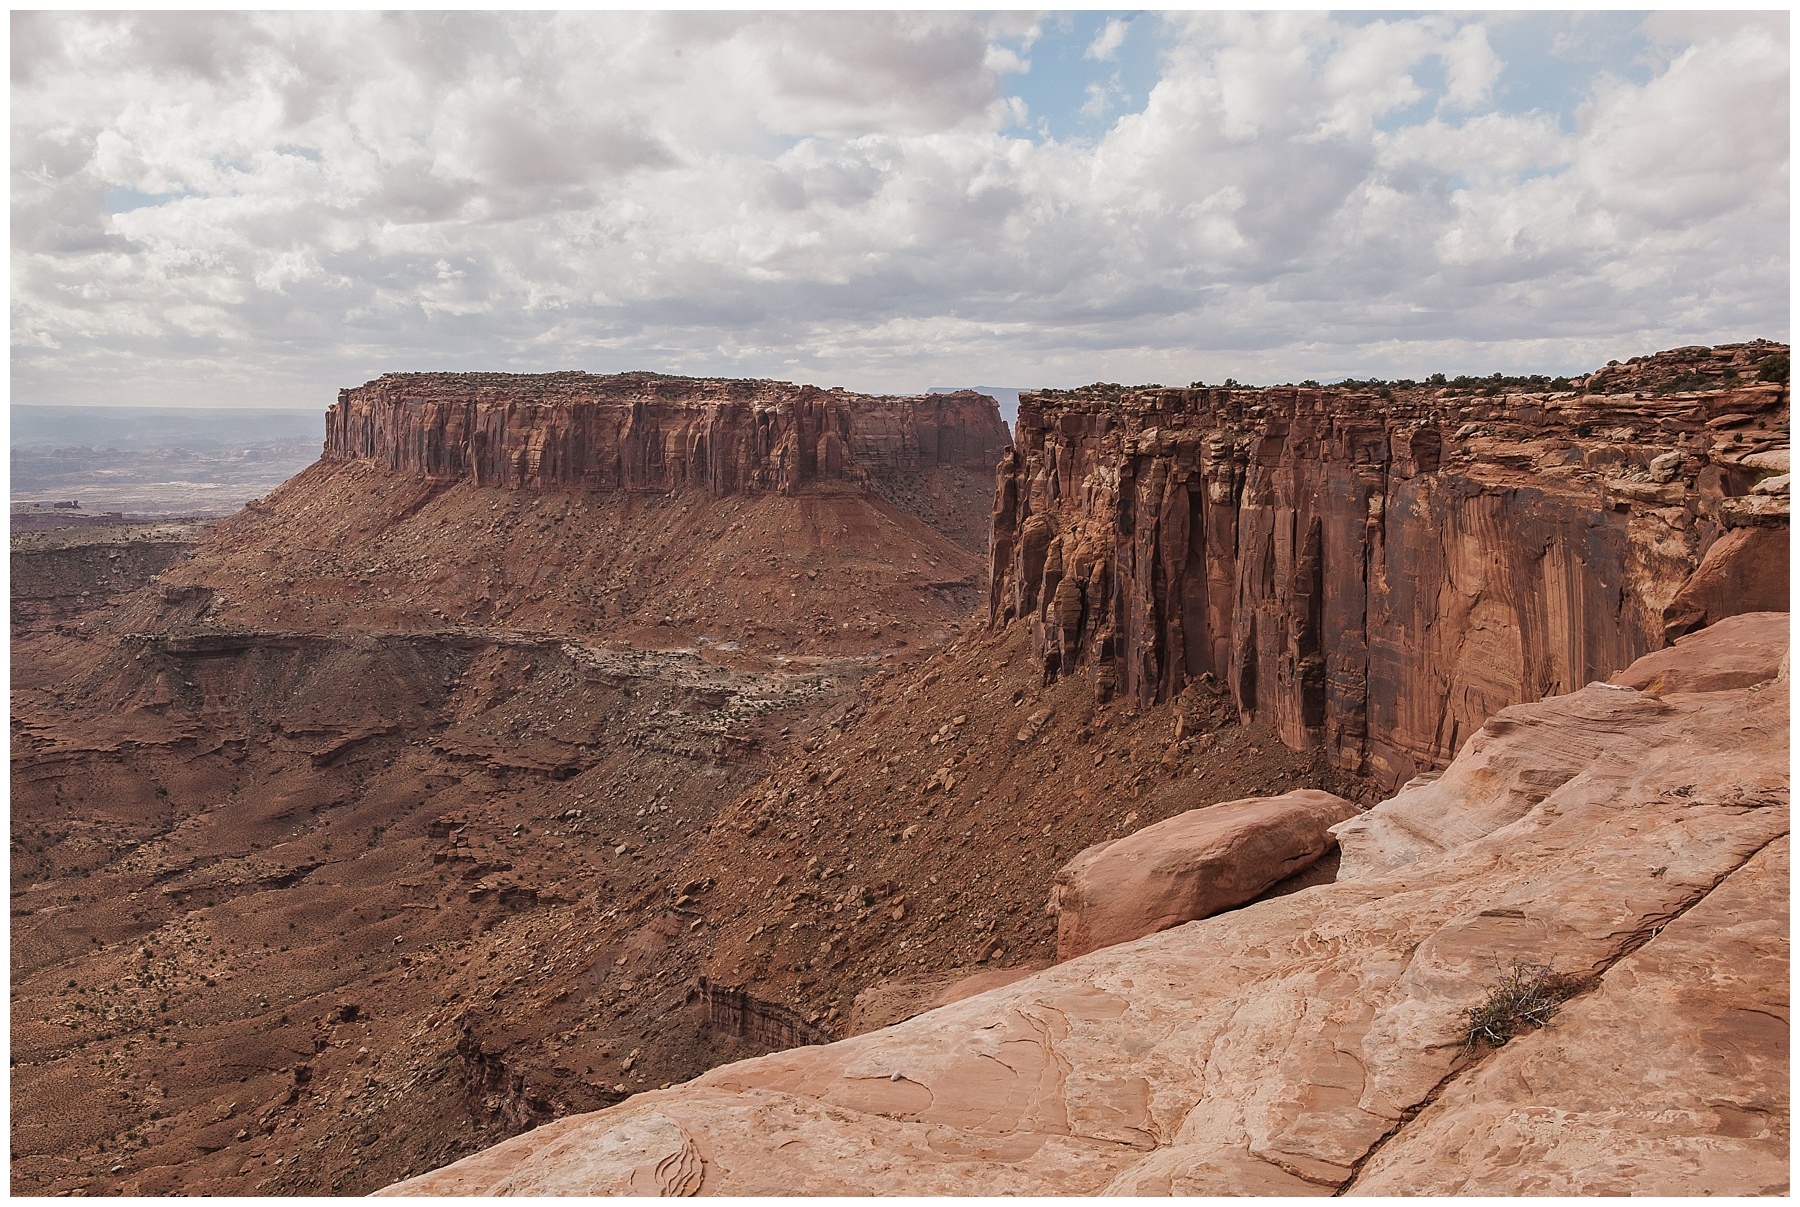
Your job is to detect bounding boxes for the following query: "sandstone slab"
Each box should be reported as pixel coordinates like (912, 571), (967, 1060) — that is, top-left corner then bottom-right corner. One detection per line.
(1613, 610), (1789, 695)
(385, 627), (1789, 1196)
(1350, 836), (1789, 1196)
(1051, 789), (1358, 961)
(1333, 613), (1788, 880)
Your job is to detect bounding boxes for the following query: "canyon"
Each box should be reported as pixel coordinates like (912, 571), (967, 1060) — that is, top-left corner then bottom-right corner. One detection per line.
(10, 349), (1788, 1196)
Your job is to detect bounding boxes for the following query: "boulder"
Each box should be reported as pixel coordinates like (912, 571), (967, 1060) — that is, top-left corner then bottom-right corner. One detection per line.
(1615, 610), (1789, 695)
(1662, 529), (1789, 639)
(1050, 789), (1359, 961)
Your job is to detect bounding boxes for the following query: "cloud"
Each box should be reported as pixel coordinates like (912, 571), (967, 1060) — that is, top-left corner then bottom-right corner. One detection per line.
(1085, 18), (1128, 62)
(8, 11), (1788, 408)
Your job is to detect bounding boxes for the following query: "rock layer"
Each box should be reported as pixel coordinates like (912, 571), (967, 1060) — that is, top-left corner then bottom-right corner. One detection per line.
(382, 613), (1789, 1197)
(989, 343), (1788, 789)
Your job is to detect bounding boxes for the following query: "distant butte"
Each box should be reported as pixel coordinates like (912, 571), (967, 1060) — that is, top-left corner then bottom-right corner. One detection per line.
(325, 371), (1010, 503)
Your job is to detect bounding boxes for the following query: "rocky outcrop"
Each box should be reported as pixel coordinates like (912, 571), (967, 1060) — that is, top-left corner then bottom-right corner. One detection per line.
(990, 343), (1789, 790)
(324, 371), (1010, 499)
(382, 615), (1787, 1197)
(699, 981), (829, 1050)
(1049, 789), (1358, 960)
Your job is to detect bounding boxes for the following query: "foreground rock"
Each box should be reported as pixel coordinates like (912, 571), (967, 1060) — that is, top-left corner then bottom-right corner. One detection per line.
(1350, 837), (1788, 1196)
(1050, 789), (1358, 960)
(383, 617), (1788, 1196)
(1332, 611), (1789, 879)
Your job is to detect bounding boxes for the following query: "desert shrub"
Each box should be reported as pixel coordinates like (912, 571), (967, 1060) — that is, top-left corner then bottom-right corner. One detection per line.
(1460, 959), (1585, 1052)
(1757, 353), (1789, 383)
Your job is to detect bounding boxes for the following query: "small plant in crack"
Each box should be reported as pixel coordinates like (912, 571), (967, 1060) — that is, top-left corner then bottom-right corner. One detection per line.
(1460, 959), (1586, 1053)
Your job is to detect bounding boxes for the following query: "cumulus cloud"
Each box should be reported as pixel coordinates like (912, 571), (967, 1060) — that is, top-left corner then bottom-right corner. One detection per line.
(8, 10), (1788, 408)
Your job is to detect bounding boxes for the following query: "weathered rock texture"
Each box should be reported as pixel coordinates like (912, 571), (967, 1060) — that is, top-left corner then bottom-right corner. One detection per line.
(325, 371), (1009, 510)
(990, 342), (1788, 789)
(383, 615), (1789, 1197)
(1050, 788), (1358, 960)
(1331, 611), (1789, 879)
(1349, 836), (1788, 1196)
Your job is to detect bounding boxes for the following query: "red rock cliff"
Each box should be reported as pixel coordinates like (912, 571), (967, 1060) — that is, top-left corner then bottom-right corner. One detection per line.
(990, 343), (1789, 790)
(324, 371), (1010, 499)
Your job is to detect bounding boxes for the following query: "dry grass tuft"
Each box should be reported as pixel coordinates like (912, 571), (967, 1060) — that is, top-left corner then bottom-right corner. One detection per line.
(1460, 959), (1586, 1053)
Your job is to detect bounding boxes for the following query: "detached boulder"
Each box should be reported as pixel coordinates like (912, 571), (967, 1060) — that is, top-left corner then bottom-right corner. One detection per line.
(1662, 528), (1788, 640)
(1050, 789), (1358, 962)
(1612, 610), (1789, 695)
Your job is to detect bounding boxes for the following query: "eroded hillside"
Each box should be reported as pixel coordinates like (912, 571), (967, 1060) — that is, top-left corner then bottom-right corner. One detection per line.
(9, 375), (1011, 1195)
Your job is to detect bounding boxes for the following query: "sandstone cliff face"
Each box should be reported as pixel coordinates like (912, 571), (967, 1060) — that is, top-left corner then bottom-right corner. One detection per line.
(382, 613), (1789, 1198)
(990, 344), (1788, 789)
(325, 371), (1009, 503)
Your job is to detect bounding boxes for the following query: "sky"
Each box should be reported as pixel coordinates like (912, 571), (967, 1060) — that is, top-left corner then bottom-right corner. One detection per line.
(11, 10), (1790, 409)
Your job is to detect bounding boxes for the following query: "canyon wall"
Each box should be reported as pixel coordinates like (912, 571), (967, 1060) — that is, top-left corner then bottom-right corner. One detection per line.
(991, 343), (1789, 789)
(324, 372), (1010, 499)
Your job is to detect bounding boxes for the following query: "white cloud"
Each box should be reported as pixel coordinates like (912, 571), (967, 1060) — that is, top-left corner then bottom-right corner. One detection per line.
(1085, 18), (1127, 63)
(8, 11), (1788, 407)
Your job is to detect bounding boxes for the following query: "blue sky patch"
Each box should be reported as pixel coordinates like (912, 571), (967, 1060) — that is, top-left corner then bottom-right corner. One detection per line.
(996, 12), (1166, 143)
(104, 186), (194, 214)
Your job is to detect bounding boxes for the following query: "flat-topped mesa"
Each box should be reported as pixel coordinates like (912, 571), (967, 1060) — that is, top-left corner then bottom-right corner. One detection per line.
(991, 341), (1789, 790)
(324, 371), (1011, 496)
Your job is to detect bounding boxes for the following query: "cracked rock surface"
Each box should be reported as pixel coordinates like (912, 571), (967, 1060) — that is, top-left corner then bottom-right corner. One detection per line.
(386, 612), (1789, 1196)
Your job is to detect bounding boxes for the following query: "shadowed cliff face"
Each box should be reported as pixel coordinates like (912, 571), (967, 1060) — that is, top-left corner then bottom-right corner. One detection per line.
(991, 344), (1788, 790)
